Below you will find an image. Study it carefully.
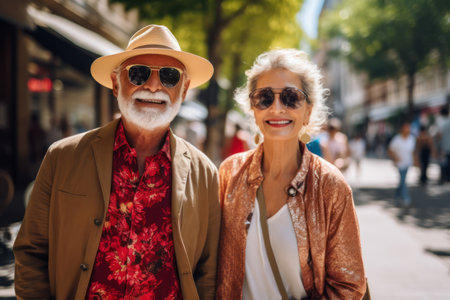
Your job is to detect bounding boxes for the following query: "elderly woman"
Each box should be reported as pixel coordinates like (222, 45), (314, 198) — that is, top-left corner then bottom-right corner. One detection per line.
(216, 49), (366, 299)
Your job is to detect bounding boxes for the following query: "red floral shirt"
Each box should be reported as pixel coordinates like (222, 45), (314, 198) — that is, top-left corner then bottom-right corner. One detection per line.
(86, 122), (182, 299)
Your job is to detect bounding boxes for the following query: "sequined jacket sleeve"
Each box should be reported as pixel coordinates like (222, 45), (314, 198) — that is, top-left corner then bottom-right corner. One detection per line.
(216, 144), (366, 300)
(306, 158), (366, 299)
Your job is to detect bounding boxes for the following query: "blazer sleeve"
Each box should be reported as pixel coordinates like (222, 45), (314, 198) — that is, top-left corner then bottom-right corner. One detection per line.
(13, 149), (54, 299)
(193, 166), (221, 299)
(323, 184), (366, 299)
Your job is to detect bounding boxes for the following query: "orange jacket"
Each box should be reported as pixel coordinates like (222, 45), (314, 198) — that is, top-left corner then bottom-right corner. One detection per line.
(216, 143), (366, 299)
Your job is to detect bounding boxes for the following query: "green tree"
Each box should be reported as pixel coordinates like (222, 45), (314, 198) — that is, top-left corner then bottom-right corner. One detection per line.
(111, 0), (303, 160)
(320, 0), (450, 117)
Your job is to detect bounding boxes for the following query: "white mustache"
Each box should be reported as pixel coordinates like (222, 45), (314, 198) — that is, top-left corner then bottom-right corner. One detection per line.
(131, 90), (170, 102)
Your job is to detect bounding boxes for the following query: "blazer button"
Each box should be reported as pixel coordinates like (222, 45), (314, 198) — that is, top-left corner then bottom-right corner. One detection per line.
(94, 219), (102, 226)
(80, 264), (88, 271)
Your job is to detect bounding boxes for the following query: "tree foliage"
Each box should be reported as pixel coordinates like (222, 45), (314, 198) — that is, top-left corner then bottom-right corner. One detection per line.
(111, 0), (304, 159)
(113, 0), (303, 85)
(320, 0), (450, 115)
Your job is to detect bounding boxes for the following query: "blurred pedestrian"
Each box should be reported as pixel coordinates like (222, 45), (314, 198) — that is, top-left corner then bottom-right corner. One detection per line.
(223, 123), (250, 158)
(306, 124), (328, 157)
(216, 49), (366, 299)
(349, 132), (366, 177)
(388, 120), (416, 207)
(437, 107), (450, 183)
(323, 117), (351, 172)
(28, 113), (47, 178)
(415, 125), (434, 185)
(14, 24), (220, 299)
(28, 113), (46, 163)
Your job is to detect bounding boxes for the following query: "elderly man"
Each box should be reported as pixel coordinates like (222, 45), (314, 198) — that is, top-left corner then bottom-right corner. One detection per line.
(14, 25), (220, 299)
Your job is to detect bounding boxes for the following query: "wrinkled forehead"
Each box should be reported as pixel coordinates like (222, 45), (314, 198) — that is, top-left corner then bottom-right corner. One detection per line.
(120, 54), (186, 71)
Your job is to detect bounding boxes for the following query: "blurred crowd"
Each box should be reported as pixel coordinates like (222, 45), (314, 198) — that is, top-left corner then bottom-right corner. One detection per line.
(209, 105), (450, 187)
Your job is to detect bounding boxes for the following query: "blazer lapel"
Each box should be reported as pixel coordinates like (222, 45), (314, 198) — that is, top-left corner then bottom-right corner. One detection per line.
(169, 131), (194, 278)
(169, 130), (190, 223)
(91, 119), (119, 210)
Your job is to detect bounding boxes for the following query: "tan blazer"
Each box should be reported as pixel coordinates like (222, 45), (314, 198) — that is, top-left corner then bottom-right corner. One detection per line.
(13, 119), (220, 300)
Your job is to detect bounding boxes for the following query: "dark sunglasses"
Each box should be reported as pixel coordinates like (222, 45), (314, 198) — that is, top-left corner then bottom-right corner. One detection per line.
(125, 64), (183, 88)
(249, 87), (310, 110)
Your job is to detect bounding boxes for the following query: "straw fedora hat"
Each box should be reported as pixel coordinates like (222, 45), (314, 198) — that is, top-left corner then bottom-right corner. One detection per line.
(91, 24), (214, 89)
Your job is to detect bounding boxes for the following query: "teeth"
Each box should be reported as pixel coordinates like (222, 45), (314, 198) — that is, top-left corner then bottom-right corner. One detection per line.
(137, 98), (165, 104)
(267, 120), (291, 124)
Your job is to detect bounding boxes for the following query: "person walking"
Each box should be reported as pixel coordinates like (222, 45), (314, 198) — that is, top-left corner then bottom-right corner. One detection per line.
(216, 49), (366, 299)
(323, 118), (351, 172)
(415, 125), (434, 185)
(349, 132), (366, 177)
(438, 107), (450, 183)
(13, 24), (220, 299)
(223, 123), (250, 158)
(388, 121), (416, 207)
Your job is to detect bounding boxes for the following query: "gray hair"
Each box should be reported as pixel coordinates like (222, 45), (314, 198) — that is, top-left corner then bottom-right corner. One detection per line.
(234, 48), (329, 138)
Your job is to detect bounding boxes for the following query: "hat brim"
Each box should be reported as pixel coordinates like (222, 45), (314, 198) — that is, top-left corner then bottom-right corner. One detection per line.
(90, 48), (214, 89)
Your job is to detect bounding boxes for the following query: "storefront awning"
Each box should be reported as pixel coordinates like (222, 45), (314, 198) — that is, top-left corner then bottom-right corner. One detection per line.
(27, 6), (123, 74)
(178, 100), (208, 121)
(369, 104), (404, 121)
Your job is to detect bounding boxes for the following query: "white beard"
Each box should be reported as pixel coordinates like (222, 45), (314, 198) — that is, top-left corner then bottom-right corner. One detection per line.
(117, 85), (182, 131)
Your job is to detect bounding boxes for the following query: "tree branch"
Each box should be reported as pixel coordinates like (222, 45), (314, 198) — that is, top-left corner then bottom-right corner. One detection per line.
(221, 0), (258, 28)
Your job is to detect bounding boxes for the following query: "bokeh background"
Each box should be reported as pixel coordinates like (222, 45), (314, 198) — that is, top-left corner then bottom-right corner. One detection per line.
(1, 0), (450, 299)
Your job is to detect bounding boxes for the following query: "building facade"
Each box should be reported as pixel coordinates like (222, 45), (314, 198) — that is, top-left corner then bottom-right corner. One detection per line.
(317, 0), (450, 156)
(0, 0), (138, 202)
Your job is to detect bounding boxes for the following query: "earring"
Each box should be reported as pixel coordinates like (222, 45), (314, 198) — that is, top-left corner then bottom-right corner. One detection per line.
(300, 133), (310, 144)
(254, 133), (260, 144)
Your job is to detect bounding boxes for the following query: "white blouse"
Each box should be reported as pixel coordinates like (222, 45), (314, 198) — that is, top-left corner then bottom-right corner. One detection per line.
(243, 200), (308, 300)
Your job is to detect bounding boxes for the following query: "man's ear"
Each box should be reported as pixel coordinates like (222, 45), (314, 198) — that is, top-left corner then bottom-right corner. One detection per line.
(181, 79), (191, 102)
(111, 72), (119, 97)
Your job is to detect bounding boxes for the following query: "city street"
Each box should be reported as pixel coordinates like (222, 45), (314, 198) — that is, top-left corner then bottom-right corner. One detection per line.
(346, 158), (450, 299)
(1, 158), (450, 299)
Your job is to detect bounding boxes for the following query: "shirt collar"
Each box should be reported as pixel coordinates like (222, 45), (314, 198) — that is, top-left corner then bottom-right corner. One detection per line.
(114, 119), (172, 161)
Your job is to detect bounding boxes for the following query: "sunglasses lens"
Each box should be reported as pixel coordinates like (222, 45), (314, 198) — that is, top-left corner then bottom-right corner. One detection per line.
(159, 67), (181, 88)
(128, 66), (151, 86)
(281, 88), (303, 109)
(251, 87), (307, 110)
(252, 88), (274, 109)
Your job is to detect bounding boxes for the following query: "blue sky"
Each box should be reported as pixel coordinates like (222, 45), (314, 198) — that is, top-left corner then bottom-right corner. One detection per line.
(297, 0), (325, 39)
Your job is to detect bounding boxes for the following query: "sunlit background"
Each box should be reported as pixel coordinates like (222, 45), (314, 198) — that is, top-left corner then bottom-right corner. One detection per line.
(1, 0), (450, 298)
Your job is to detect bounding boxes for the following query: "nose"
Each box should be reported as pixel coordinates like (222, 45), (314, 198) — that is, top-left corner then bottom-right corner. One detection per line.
(268, 94), (285, 113)
(142, 69), (162, 92)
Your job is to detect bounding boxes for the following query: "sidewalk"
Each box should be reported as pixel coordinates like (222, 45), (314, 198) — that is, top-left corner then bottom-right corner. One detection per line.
(347, 158), (450, 299)
(357, 204), (450, 299)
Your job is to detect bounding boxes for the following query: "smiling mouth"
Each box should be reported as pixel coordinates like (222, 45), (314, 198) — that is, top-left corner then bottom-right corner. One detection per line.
(266, 120), (292, 125)
(136, 98), (166, 104)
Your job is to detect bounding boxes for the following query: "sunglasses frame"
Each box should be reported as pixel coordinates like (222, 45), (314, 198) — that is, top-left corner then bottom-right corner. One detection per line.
(249, 87), (310, 110)
(125, 64), (184, 88)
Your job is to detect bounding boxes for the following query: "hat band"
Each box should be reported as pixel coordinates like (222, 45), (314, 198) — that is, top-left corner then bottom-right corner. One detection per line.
(132, 44), (178, 50)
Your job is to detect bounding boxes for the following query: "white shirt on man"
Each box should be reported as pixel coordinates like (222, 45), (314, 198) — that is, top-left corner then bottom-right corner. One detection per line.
(389, 134), (416, 169)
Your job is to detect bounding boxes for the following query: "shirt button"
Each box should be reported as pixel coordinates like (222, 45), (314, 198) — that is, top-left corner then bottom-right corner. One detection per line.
(80, 264), (88, 271)
(93, 219), (102, 226)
